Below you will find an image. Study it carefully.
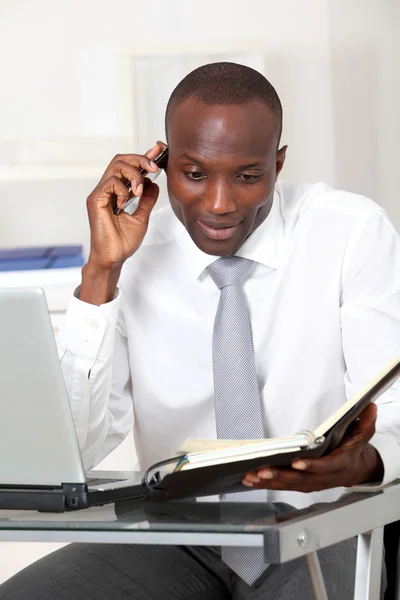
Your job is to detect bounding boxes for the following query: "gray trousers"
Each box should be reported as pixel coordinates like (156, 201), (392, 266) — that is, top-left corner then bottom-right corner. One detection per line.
(0, 538), (385, 599)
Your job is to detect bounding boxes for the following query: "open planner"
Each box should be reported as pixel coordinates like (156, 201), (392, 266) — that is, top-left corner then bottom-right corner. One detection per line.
(142, 358), (400, 500)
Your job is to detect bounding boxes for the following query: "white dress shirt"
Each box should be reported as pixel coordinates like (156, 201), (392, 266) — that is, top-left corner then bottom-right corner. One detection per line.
(58, 180), (400, 508)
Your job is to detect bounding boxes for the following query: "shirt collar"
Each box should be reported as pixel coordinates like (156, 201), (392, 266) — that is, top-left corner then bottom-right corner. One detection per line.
(181, 188), (284, 280)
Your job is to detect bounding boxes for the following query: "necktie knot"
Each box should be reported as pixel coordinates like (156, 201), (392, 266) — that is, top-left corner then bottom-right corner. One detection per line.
(207, 256), (254, 290)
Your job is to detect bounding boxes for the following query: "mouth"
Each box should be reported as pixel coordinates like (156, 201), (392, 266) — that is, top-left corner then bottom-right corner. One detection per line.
(196, 220), (242, 241)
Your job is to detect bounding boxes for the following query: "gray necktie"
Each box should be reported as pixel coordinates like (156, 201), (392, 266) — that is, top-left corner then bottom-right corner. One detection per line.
(208, 256), (269, 586)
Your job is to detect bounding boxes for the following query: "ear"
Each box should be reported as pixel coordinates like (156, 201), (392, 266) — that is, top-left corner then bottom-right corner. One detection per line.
(276, 145), (287, 178)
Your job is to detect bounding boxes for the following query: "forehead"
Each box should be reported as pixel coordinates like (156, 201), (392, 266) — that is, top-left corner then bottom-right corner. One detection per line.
(167, 98), (279, 161)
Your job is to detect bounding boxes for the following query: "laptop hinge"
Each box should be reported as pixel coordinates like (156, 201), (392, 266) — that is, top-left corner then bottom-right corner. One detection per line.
(62, 483), (88, 510)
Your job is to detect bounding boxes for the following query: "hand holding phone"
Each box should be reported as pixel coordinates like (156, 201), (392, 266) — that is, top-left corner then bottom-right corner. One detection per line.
(83, 144), (166, 302)
(114, 147), (169, 216)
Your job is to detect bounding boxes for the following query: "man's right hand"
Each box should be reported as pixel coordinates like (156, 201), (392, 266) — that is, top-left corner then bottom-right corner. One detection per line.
(79, 143), (164, 305)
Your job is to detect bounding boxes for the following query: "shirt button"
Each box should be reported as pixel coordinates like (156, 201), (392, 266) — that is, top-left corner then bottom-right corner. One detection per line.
(89, 320), (99, 330)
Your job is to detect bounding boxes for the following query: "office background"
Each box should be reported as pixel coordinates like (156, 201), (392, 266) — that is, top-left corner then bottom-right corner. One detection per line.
(0, 0), (399, 584)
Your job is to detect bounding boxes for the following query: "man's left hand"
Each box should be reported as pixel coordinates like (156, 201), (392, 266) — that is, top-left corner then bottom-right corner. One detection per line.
(242, 403), (384, 492)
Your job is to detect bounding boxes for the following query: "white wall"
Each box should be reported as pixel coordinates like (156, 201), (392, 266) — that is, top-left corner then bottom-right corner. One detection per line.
(328, 0), (400, 217)
(0, 0), (332, 138)
(1, 0), (398, 256)
(0, 0), (399, 586)
(0, 0), (338, 258)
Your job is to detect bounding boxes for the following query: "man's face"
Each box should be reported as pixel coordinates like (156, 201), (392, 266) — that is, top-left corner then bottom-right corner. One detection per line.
(166, 97), (286, 256)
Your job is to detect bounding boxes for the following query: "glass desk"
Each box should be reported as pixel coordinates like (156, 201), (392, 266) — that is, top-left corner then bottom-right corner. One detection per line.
(1, 480), (400, 600)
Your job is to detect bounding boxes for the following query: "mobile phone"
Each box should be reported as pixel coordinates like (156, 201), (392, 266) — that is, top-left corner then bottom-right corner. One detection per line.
(113, 147), (169, 216)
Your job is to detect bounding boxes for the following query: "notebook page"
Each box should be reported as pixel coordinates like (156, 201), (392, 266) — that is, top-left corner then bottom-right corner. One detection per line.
(179, 432), (314, 454)
(181, 444), (303, 471)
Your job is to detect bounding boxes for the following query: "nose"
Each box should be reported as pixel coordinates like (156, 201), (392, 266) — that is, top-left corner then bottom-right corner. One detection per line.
(202, 179), (237, 215)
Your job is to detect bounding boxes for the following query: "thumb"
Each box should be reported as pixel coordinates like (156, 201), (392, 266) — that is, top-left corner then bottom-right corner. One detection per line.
(357, 402), (378, 430)
(345, 403), (377, 446)
(130, 181), (159, 227)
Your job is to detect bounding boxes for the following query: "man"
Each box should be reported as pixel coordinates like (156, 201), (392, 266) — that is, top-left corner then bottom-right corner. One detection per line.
(2, 62), (399, 599)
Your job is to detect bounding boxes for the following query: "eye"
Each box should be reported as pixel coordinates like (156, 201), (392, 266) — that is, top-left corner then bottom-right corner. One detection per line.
(185, 171), (207, 181)
(237, 173), (261, 182)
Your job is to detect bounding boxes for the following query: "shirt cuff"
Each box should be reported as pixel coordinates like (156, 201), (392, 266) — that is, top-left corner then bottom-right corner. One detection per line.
(58, 287), (121, 361)
(348, 432), (400, 493)
(368, 431), (400, 486)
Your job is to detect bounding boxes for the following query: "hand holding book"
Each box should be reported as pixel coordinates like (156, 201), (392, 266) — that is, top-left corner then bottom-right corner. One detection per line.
(142, 358), (399, 501)
(243, 402), (384, 492)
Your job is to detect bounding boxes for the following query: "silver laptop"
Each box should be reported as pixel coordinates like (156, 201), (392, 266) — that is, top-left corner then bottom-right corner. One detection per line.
(0, 288), (146, 511)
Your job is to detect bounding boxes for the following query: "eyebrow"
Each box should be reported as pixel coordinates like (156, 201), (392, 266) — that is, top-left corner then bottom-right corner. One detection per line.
(178, 153), (264, 170)
(178, 153), (206, 166)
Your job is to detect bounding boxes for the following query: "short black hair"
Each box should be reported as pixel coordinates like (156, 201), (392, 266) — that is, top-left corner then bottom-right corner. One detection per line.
(165, 61), (283, 144)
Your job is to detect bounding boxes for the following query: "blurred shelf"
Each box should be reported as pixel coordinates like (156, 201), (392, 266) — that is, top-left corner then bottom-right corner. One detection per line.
(0, 267), (82, 312)
(0, 165), (103, 182)
(0, 136), (133, 183)
(0, 266), (82, 286)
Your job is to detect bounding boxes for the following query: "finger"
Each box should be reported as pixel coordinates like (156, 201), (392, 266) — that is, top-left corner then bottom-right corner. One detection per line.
(252, 467), (327, 492)
(291, 451), (347, 475)
(143, 143), (166, 178)
(340, 403), (377, 442)
(291, 404), (378, 475)
(100, 154), (158, 185)
(90, 176), (129, 212)
(111, 158), (157, 179)
(145, 143), (165, 162)
(242, 479), (254, 487)
(290, 434), (375, 475)
(243, 472), (261, 484)
(155, 140), (168, 151)
(339, 403), (377, 449)
(354, 403), (377, 435)
(108, 161), (147, 196)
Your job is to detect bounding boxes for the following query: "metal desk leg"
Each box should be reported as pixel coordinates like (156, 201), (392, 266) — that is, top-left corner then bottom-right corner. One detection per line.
(354, 527), (384, 600)
(306, 552), (329, 600)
